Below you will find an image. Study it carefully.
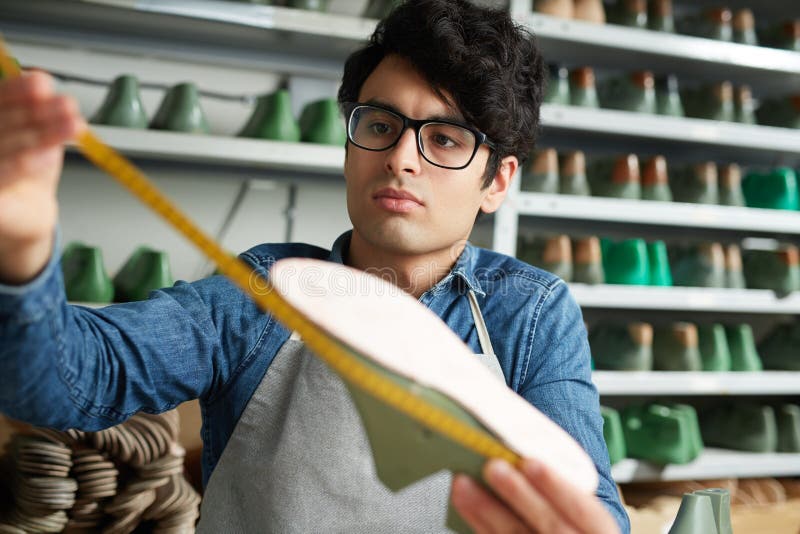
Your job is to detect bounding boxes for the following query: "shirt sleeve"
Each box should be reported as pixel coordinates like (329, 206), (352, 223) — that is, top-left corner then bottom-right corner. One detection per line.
(518, 280), (631, 534)
(0, 236), (266, 431)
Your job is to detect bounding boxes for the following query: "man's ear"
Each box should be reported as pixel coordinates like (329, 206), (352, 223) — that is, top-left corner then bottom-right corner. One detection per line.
(480, 155), (518, 214)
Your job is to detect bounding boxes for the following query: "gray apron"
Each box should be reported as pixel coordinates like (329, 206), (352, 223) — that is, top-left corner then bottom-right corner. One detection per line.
(198, 291), (502, 533)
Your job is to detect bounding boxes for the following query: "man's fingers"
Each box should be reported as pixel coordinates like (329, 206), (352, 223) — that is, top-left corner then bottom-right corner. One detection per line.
(0, 94), (76, 132)
(0, 98), (83, 163)
(521, 459), (621, 534)
(484, 459), (579, 534)
(0, 71), (55, 106)
(451, 474), (532, 534)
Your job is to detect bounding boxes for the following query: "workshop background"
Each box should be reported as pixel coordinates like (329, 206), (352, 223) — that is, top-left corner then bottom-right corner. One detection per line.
(1, 0), (799, 532)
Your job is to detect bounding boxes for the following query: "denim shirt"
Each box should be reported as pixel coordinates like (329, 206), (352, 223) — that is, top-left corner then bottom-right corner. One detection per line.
(0, 231), (629, 533)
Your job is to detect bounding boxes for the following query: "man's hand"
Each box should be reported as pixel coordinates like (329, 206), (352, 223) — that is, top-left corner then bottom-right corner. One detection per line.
(451, 458), (621, 534)
(0, 71), (84, 284)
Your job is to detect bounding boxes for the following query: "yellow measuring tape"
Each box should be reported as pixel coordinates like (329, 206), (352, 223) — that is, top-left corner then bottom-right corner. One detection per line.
(0, 40), (520, 467)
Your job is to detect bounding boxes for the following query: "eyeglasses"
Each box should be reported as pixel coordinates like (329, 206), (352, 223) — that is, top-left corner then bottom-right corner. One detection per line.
(343, 102), (495, 170)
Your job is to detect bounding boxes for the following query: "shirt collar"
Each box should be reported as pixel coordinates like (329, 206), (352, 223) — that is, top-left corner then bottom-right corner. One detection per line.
(328, 230), (485, 297)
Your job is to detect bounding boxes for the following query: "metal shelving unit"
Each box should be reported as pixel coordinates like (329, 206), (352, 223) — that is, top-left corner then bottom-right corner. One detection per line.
(611, 449), (800, 483)
(524, 12), (800, 95)
(515, 192), (800, 238)
(593, 371), (800, 396)
(539, 104), (800, 165)
(508, 0), (800, 485)
(570, 284), (800, 314)
(67, 126), (345, 177)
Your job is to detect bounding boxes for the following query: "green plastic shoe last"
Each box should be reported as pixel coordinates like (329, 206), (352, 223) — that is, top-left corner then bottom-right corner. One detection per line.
(520, 148), (559, 194)
(701, 402), (777, 452)
(61, 243), (114, 303)
(559, 151), (591, 196)
(725, 324), (763, 372)
(648, 0), (675, 32)
(682, 82), (735, 122)
(90, 75), (149, 129)
(641, 156), (673, 202)
(654, 323), (703, 371)
(776, 404), (800, 453)
(697, 324), (732, 371)
(299, 98), (347, 146)
(670, 242), (726, 288)
(723, 244), (746, 289)
(678, 8), (733, 41)
(588, 155), (641, 200)
(602, 238), (649, 285)
(655, 74), (684, 117)
(600, 406), (627, 465)
(599, 71), (657, 114)
(670, 403), (704, 460)
(573, 236), (604, 284)
(734, 85), (757, 124)
(668, 490), (728, 534)
(759, 321), (800, 370)
(694, 488), (732, 534)
(113, 247), (174, 302)
(742, 168), (799, 211)
(287, 0), (328, 11)
(756, 95), (800, 129)
(607, 0), (647, 28)
(733, 9), (759, 46)
(670, 162), (719, 204)
(238, 89), (301, 142)
(544, 64), (571, 106)
(647, 241), (673, 286)
(517, 234), (572, 281)
(718, 164), (745, 207)
(569, 67), (600, 108)
(150, 82), (210, 134)
(742, 245), (800, 293)
(589, 322), (653, 370)
(622, 404), (699, 464)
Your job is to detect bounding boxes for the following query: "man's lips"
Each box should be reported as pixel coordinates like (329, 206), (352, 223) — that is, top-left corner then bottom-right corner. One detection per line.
(373, 188), (424, 205)
(372, 188), (424, 213)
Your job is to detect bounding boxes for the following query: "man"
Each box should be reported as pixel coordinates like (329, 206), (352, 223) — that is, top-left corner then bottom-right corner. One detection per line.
(0, 0), (629, 532)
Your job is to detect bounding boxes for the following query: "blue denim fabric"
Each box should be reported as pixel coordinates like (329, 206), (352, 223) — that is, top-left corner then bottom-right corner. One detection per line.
(0, 230), (629, 533)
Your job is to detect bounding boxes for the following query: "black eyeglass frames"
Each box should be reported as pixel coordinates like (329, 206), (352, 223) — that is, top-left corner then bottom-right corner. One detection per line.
(343, 102), (495, 170)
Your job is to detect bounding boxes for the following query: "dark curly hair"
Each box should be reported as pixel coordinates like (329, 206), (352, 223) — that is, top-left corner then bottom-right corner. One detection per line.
(338, 0), (546, 188)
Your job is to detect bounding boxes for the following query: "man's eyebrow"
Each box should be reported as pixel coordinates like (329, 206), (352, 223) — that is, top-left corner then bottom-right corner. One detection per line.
(364, 98), (465, 123)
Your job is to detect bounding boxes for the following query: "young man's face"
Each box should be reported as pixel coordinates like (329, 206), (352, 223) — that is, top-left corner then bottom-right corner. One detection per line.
(343, 54), (512, 261)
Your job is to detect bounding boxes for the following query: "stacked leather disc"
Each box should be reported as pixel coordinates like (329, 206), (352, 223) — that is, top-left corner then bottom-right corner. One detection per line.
(0, 411), (200, 533)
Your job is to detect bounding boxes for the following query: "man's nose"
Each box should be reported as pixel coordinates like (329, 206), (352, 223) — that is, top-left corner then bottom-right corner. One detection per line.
(385, 127), (422, 176)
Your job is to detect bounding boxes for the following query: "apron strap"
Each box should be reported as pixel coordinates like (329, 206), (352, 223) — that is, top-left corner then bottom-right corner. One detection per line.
(467, 290), (495, 357)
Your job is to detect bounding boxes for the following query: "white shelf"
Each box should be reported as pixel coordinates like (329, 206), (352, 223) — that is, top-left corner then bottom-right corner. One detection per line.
(526, 13), (800, 95)
(0, 0), (372, 78)
(5, 1), (800, 89)
(83, 0), (376, 41)
(540, 104), (800, 163)
(515, 192), (800, 236)
(612, 448), (800, 483)
(67, 126), (344, 176)
(594, 371), (800, 395)
(569, 284), (800, 314)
